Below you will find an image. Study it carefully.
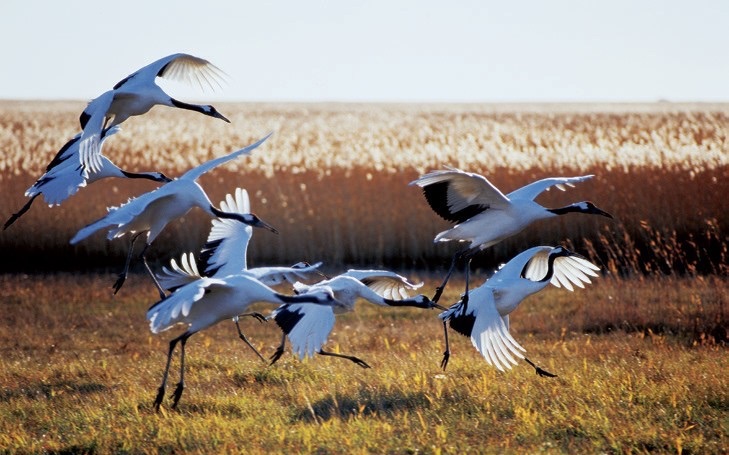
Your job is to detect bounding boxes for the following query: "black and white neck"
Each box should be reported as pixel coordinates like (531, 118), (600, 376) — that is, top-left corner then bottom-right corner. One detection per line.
(548, 201), (613, 218)
(521, 247), (572, 282)
(210, 206), (278, 234)
(170, 99), (230, 122)
(120, 170), (172, 182)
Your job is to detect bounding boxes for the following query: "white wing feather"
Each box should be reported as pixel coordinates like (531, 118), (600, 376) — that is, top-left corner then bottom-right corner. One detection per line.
(156, 252), (202, 291)
(201, 188), (253, 276)
(147, 277), (222, 333)
(341, 269), (423, 300)
(79, 90), (115, 172)
(467, 292), (526, 371)
(250, 262), (324, 287)
(506, 175), (594, 201)
(409, 167), (511, 212)
(271, 304), (335, 359)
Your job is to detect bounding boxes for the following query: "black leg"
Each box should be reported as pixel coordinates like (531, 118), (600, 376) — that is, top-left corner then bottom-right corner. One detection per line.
(240, 312), (266, 323)
(440, 319), (451, 370)
(461, 257), (473, 308)
(383, 297), (446, 310)
(138, 242), (167, 300)
(318, 349), (371, 369)
(233, 318), (266, 363)
(4, 194), (39, 230)
(524, 357), (557, 378)
(171, 334), (191, 409)
(432, 253), (459, 304)
(154, 332), (185, 412)
(433, 247), (475, 304)
(269, 333), (287, 366)
(113, 232), (144, 295)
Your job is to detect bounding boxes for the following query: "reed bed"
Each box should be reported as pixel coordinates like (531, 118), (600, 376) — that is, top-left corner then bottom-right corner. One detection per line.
(0, 101), (726, 275)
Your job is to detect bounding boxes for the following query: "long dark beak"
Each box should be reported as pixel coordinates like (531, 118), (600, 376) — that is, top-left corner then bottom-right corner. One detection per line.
(253, 217), (279, 235)
(594, 207), (614, 219)
(210, 206), (278, 233)
(214, 111), (231, 123)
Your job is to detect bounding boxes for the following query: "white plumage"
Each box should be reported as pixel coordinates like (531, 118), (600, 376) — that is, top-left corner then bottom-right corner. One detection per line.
(79, 53), (230, 172)
(155, 187), (326, 291)
(439, 245), (600, 373)
(153, 186), (327, 366)
(70, 133), (277, 298)
(269, 270), (441, 368)
(147, 273), (336, 411)
(4, 126), (170, 230)
(411, 167), (612, 249)
(410, 167), (611, 302)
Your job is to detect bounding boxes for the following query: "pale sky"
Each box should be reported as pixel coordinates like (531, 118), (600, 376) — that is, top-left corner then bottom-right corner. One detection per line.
(2, 0), (728, 103)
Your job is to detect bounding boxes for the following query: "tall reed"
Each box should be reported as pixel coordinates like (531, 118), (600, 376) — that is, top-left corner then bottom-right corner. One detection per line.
(1, 101), (726, 276)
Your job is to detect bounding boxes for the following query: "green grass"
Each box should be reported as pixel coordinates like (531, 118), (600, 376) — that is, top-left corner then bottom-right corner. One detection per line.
(0, 274), (726, 454)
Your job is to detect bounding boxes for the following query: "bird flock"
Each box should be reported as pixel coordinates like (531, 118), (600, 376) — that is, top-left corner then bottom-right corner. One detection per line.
(5, 53), (614, 410)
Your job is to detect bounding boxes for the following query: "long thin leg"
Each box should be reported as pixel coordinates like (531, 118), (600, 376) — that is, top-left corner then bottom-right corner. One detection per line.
(239, 312), (266, 323)
(433, 247), (476, 304)
(384, 299), (447, 311)
(318, 348), (371, 369)
(440, 258), (474, 372)
(524, 357), (557, 378)
(171, 334), (192, 409)
(154, 333), (185, 412)
(113, 232), (145, 295)
(138, 242), (167, 300)
(461, 257), (473, 308)
(440, 319), (451, 370)
(269, 333), (287, 366)
(432, 253), (459, 304)
(233, 317), (266, 363)
(4, 194), (40, 230)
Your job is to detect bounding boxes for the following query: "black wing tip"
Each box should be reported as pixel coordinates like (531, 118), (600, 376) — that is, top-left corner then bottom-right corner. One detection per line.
(448, 312), (476, 338)
(422, 181), (488, 224)
(272, 306), (305, 334)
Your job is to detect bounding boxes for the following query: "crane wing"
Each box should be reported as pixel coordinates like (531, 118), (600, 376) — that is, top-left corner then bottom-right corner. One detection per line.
(113, 53), (226, 92)
(180, 132), (272, 182)
(521, 248), (600, 291)
(342, 269), (423, 300)
(69, 190), (175, 244)
(200, 188), (253, 276)
(249, 262), (325, 288)
(506, 175), (594, 201)
(440, 290), (525, 371)
(147, 277), (226, 333)
(156, 53), (227, 92)
(271, 303), (335, 359)
(409, 167), (510, 224)
(156, 252), (203, 292)
(30, 126), (122, 206)
(78, 90), (115, 173)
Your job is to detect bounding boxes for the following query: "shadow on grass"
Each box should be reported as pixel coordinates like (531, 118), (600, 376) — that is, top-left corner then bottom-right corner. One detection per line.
(293, 388), (431, 423)
(580, 321), (728, 345)
(0, 380), (108, 402)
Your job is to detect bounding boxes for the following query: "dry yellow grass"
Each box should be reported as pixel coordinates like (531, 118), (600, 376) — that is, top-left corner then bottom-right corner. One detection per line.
(0, 274), (726, 453)
(0, 101), (726, 453)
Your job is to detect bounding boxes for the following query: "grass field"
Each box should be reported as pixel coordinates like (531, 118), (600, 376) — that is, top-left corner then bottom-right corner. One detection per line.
(0, 101), (727, 453)
(0, 274), (726, 454)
